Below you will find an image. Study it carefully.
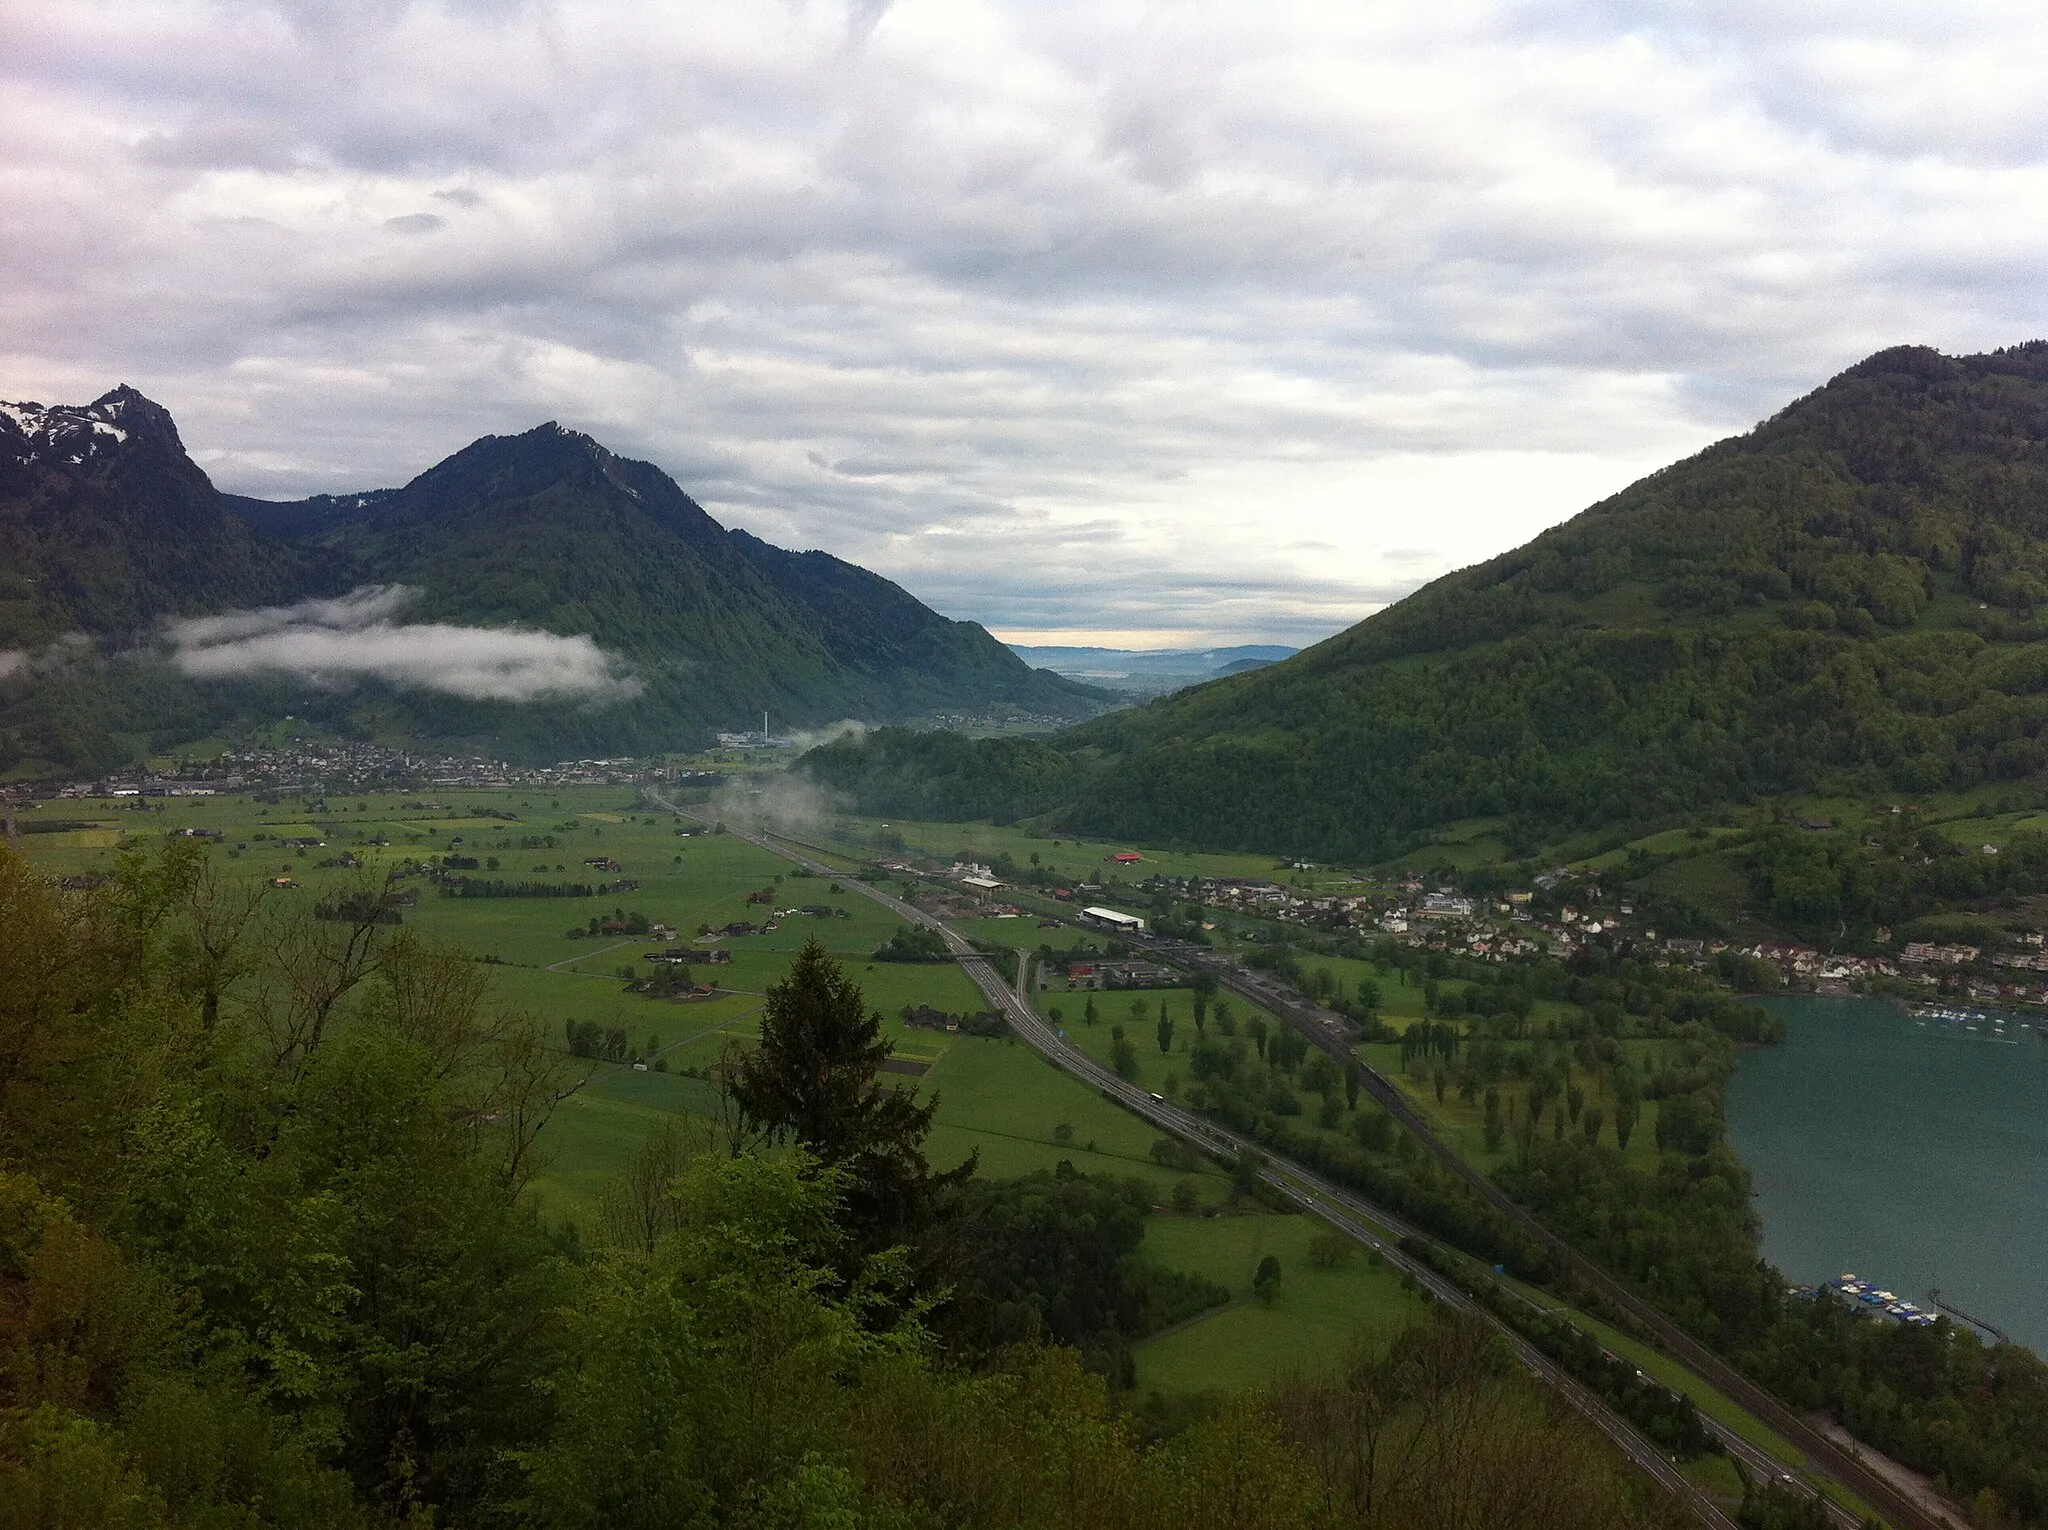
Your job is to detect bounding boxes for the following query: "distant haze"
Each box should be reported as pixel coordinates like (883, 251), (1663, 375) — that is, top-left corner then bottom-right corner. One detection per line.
(1009, 643), (1298, 698)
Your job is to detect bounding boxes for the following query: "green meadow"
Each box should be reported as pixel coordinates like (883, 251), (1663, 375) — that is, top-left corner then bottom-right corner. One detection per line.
(833, 813), (1376, 897)
(1133, 1214), (1426, 1396)
(13, 783), (1413, 1391)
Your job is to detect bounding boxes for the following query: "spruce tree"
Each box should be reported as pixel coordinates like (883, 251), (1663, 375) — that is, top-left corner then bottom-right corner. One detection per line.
(729, 939), (972, 1265)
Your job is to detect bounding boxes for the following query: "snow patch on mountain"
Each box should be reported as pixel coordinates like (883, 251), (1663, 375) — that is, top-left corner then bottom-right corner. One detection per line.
(0, 390), (139, 468)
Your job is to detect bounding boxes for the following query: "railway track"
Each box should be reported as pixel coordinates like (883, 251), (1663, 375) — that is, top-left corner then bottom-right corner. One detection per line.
(1144, 938), (1919, 1530)
(653, 799), (1954, 1525)
(652, 801), (1770, 1527)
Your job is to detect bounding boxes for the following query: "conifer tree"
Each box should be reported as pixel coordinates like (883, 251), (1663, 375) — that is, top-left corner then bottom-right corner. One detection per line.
(729, 938), (972, 1264)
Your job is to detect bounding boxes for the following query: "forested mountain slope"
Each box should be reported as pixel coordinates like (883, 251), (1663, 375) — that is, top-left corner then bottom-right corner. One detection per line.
(0, 395), (1100, 773)
(0, 388), (317, 646)
(230, 422), (1101, 739)
(801, 342), (2048, 858)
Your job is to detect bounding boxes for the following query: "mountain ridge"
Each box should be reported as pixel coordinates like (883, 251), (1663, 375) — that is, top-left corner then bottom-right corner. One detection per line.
(0, 394), (1104, 775)
(800, 340), (2048, 860)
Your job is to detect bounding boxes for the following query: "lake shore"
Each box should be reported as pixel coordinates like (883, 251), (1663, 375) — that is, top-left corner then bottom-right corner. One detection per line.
(1728, 994), (2048, 1355)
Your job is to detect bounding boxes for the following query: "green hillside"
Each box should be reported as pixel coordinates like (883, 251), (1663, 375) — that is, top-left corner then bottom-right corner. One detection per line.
(801, 342), (2048, 859)
(0, 387), (316, 645)
(0, 399), (1103, 774)
(230, 423), (1103, 757)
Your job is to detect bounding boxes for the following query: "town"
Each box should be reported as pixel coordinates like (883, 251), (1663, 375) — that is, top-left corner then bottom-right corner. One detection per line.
(900, 848), (2048, 1015)
(2, 741), (715, 808)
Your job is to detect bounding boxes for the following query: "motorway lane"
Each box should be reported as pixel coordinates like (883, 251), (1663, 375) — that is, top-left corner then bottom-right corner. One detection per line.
(654, 801), (1744, 1527)
(1115, 930), (1890, 1530)
(664, 803), (1864, 1524)
(963, 953), (1731, 1525)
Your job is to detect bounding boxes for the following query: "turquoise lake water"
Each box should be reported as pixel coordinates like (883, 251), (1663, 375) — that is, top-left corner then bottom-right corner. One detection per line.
(1726, 995), (2048, 1354)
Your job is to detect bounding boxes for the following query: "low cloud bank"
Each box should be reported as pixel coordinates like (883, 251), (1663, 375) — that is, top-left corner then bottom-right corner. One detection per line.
(785, 719), (869, 753)
(713, 770), (844, 837)
(163, 586), (640, 703)
(0, 633), (96, 682)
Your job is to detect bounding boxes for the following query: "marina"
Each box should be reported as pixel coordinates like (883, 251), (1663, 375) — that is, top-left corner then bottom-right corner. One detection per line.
(1906, 1003), (2041, 1041)
(1729, 995), (2048, 1356)
(1805, 1274), (1940, 1328)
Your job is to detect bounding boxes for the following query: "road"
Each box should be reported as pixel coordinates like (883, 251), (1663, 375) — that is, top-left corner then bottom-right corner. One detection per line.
(666, 805), (1881, 1522)
(544, 936), (642, 974)
(651, 799), (1751, 1528)
(1115, 930), (1915, 1530)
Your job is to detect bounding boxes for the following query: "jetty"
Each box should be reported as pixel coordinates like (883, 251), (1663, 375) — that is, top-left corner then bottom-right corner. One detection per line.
(1927, 1289), (2011, 1345)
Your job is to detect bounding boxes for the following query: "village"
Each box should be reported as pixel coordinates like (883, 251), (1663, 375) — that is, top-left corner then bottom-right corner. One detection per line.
(2, 742), (711, 808)
(904, 846), (2048, 1014)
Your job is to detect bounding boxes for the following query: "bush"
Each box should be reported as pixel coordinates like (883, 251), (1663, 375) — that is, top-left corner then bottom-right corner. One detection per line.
(1307, 1230), (1352, 1269)
(1253, 1255), (1283, 1305)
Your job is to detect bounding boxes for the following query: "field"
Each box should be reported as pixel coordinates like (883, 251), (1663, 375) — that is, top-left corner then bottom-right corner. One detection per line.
(1366, 1038), (1671, 1175)
(920, 1033), (1228, 1195)
(1133, 1214), (1425, 1395)
(528, 1062), (728, 1223)
(12, 782), (1413, 1396)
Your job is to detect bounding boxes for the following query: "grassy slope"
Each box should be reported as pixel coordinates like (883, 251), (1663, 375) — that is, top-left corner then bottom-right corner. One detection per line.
(1134, 1215), (1425, 1395)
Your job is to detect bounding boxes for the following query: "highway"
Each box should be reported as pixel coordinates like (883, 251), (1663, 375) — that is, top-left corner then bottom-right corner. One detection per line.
(1120, 931), (1908, 1530)
(651, 798), (1762, 1528)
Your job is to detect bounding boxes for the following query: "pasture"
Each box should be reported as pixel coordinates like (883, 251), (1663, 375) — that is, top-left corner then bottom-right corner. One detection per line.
(1134, 1214), (1426, 1395)
(14, 784), (1412, 1398)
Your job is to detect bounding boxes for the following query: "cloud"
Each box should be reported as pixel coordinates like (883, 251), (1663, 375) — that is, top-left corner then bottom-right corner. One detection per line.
(161, 586), (640, 703)
(0, 633), (96, 681)
(8, 3), (2048, 642)
(713, 769), (845, 837)
(785, 719), (870, 752)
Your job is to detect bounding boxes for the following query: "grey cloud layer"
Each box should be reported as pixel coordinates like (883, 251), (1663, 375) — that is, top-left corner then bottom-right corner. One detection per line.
(162, 587), (640, 702)
(6, 2), (2048, 641)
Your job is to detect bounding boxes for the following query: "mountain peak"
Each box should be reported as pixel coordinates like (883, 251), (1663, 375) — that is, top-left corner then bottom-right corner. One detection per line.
(512, 420), (609, 458)
(0, 384), (183, 471)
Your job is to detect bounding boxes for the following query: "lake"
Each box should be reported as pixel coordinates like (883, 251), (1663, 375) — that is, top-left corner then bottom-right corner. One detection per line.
(1727, 995), (2048, 1354)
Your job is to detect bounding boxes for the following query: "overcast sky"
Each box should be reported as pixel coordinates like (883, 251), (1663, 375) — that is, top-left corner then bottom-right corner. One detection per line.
(7, 2), (2048, 647)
